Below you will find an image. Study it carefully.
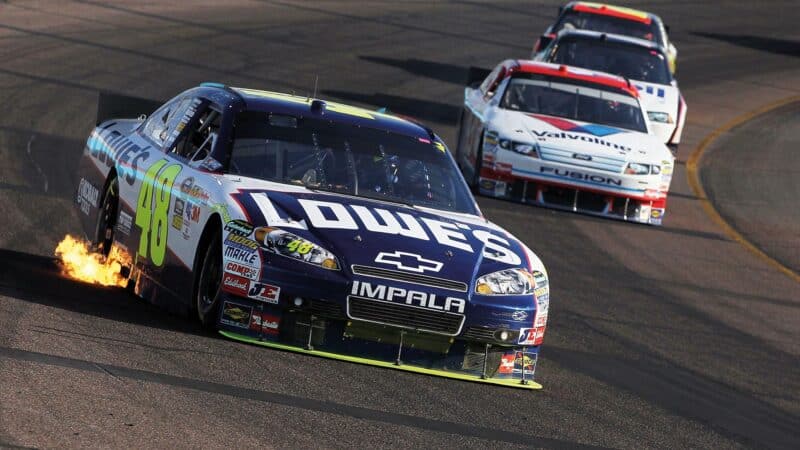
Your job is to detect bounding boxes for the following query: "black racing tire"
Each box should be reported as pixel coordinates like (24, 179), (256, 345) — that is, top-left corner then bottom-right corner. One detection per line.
(95, 176), (119, 258)
(195, 231), (223, 329)
(469, 131), (484, 191)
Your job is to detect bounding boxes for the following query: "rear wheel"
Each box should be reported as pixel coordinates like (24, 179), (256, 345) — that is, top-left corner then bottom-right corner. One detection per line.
(95, 177), (118, 258)
(195, 232), (223, 329)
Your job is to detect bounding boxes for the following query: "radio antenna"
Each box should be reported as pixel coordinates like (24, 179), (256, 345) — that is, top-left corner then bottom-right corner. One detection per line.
(312, 75), (319, 100)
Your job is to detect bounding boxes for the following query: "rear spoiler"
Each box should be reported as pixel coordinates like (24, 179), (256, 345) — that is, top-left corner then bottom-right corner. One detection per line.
(466, 66), (492, 88)
(96, 92), (164, 126)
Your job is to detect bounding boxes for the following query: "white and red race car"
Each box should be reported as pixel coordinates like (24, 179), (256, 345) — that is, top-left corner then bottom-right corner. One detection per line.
(456, 60), (675, 225)
(535, 29), (686, 153)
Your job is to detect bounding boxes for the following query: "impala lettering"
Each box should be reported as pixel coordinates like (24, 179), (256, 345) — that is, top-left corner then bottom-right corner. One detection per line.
(351, 281), (466, 314)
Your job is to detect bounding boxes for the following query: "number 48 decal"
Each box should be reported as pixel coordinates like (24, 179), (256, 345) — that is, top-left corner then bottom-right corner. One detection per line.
(135, 160), (182, 266)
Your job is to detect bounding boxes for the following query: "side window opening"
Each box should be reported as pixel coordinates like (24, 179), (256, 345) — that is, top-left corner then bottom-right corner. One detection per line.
(172, 106), (222, 163)
(141, 96), (195, 150)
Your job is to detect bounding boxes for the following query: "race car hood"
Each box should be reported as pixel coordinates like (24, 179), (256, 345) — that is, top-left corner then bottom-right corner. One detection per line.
(228, 184), (545, 284)
(488, 108), (672, 164)
(630, 80), (680, 119)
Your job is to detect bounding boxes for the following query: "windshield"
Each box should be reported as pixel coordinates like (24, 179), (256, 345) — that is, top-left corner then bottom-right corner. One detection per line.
(550, 38), (671, 84)
(555, 10), (664, 46)
(500, 77), (648, 132)
(228, 111), (478, 215)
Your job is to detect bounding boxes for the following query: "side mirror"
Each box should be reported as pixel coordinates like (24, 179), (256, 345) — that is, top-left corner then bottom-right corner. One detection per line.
(664, 24), (671, 34)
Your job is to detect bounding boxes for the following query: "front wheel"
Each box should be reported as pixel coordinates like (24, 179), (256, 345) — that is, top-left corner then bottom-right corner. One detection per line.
(195, 233), (223, 329)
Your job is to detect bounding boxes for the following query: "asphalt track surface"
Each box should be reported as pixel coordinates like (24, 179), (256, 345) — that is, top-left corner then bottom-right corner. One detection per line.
(701, 101), (800, 275)
(0, 1), (798, 448)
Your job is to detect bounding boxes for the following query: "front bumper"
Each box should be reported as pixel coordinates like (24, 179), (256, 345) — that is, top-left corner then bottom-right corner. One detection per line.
(478, 153), (669, 225)
(216, 260), (545, 389)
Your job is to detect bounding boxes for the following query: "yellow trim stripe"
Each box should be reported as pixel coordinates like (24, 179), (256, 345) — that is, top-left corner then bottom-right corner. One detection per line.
(686, 95), (800, 284)
(219, 330), (543, 390)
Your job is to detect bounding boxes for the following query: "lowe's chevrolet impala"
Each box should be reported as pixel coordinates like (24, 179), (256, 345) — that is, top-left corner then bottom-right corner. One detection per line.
(74, 84), (550, 388)
(456, 60), (675, 225)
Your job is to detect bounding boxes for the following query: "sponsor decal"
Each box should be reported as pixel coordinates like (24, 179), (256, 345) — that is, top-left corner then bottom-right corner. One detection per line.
(248, 283), (280, 304)
(572, 153), (592, 161)
(77, 178), (99, 215)
(534, 286), (549, 299)
(498, 351), (536, 376)
(249, 311), (280, 334)
(172, 214), (184, 231)
(351, 281), (465, 314)
(511, 310), (528, 321)
(529, 113), (627, 138)
(225, 261), (260, 281)
(633, 84), (666, 99)
(86, 130), (150, 186)
(224, 245), (260, 265)
(173, 198), (185, 216)
(221, 301), (252, 329)
(224, 234), (259, 251)
(532, 270), (547, 287)
(491, 310), (529, 321)
(184, 201), (200, 223)
(479, 179), (496, 191)
(225, 220), (254, 237)
(247, 193), (522, 265)
(374, 251), (443, 273)
(498, 354), (515, 374)
(179, 177), (210, 204)
(540, 167), (623, 186)
(221, 273), (249, 297)
(518, 327), (546, 345)
(117, 210), (133, 236)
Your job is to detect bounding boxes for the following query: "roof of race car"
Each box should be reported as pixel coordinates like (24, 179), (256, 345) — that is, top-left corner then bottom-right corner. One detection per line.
(554, 28), (663, 52)
(225, 86), (435, 140)
(566, 2), (657, 25)
(508, 60), (639, 98)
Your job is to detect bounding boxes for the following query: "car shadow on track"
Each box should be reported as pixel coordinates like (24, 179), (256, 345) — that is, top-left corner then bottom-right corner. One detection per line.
(0, 249), (201, 337)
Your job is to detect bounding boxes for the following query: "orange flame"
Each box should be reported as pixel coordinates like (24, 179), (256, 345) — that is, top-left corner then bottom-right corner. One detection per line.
(54, 235), (128, 287)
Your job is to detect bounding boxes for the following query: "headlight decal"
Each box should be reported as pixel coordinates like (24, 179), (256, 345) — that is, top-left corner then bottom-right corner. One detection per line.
(254, 227), (340, 270)
(475, 268), (536, 296)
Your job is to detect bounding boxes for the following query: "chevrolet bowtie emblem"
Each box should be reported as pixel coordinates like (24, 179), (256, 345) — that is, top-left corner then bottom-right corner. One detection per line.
(374, 251), (443, 273)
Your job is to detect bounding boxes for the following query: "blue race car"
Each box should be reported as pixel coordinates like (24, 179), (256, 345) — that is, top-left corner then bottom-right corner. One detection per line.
(74, 83), (550, 389)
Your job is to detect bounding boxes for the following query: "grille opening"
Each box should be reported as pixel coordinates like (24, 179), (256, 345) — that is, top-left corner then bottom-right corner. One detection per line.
(576, 191), (609, 213)
(347, 296), (464, 336)
(351, 265), (467, 292)
(541, 186), (575, 207)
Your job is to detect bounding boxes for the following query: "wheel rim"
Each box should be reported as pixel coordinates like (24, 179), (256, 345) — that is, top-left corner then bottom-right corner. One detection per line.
(97, 181), (118, 257)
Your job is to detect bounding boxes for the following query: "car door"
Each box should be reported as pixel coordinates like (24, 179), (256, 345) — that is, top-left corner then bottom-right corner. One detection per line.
(123, 95), (204, 285)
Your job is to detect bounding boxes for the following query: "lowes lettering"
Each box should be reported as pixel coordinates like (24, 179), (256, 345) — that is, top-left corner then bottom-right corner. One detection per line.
(250, 193), (521, 265)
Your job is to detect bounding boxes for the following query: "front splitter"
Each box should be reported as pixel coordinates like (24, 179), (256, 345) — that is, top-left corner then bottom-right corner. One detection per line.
(219, 330), (543, 390)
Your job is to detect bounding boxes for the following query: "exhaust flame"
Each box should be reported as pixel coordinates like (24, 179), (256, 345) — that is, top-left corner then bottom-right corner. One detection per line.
(54, 235), (128, 287)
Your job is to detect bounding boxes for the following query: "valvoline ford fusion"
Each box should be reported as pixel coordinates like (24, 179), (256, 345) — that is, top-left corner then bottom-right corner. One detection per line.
(456, 60), (675, 225)
(73, 84), (550, 389)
